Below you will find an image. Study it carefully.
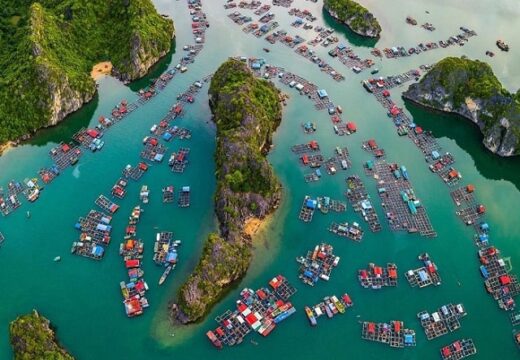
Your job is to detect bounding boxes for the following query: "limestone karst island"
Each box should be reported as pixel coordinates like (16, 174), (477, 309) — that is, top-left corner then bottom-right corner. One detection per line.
(1, 1), (519, 360)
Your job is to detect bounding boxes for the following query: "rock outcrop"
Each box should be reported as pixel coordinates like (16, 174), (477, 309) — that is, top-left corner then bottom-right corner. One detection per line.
(323, 0), (381, 38)
(170, 59), (282, 324)
(10, 310), (74, 360)
(403, 57), (520, 157)
(0, 0), (174, 147)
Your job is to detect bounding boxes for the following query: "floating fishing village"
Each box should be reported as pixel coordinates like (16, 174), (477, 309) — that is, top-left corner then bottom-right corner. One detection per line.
(1, 0), (520, 359)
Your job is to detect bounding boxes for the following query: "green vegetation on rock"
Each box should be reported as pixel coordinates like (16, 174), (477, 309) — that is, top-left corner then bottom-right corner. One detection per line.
(403, 56), (520, 157)
(172, 59), (282, 323)
(9, 310), (74, 360)
(323, 0), (381, 38)
(0, 0), (174, 146)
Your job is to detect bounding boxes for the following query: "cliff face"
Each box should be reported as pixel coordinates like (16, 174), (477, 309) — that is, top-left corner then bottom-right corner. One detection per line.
(323, 0), (381, 38)
(0, 0), (174, 146)
(403, 57), (520, 157)
(10, 310), (74, 360)
(171, 59), (282, 324)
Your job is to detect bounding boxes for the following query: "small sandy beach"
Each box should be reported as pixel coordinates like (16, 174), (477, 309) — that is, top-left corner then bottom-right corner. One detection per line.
(91, 61), (113, 80)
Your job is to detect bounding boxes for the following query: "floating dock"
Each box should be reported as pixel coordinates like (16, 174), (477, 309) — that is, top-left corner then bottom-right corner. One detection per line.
(49, 143), (82, 170)
(123, 162), (148, 181)
(358, 263), (398, 289)
(405, 253), (441, 288)
(297, 243), (339, 286)
(417, 303), (467, 340)
(440, 339), (477, 360)
(372, 161), (436, 237)
(345, 175), (381, 232)
(362, 320), (416, 348)
(317, 196), (346, 214)
(112, 178), (128, 199)
(141, 137), (167, 163)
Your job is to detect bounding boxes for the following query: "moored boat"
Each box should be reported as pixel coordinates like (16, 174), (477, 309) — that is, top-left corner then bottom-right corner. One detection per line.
(305, 306), (317, 326)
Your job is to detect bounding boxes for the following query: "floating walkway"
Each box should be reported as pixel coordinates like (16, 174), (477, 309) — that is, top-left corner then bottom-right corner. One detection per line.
(417, 303), (467, 340)
(169, 148), (190, 173)
(296, 243), (340, 286)
(162, 186), (175, 203)
(405, 253), (441, 288)
(178, 186), (191, 207)
(362, 320), (416, 348)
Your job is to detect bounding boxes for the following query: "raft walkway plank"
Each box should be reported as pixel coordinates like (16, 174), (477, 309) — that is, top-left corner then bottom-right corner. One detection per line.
(440, 338), (477, 360)
(296, 243), (339, 286)
(358, 263), (398, 289)
(405, 253), (442, 288)
(361, 320), (416, 348)
(371, 161), (436, 237)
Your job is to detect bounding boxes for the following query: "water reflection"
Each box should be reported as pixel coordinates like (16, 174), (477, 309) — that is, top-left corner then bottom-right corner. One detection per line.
(405, 101), (520, 191)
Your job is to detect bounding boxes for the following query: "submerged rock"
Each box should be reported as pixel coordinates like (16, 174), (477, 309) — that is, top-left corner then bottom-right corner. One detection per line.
(170, 59), (282, 324)
(403, 57), (520, 157)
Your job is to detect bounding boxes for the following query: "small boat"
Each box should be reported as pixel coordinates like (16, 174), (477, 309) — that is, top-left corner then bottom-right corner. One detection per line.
(263, 47), (270, 53)
(53, 256), (61, 262)
(406, 16), (417, 26)
(496, 39), (509, 51)
(159, 265), (173, 285)
(305, 306), (317, 326)
(370, 68), (379, 75)
(336, 105), (343, 114)
(26, 211), (31, 218)
(486, 51), (495, 57)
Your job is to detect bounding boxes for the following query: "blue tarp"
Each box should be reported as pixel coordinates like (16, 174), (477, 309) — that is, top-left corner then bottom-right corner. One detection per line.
(251, 62), (261, 69)
(303, 270), (313, 278)
(480, 223), (489, 231)
(74, 223), (81, 230)
(480, 265), (489, 278)
(418, 270), (429, 282)
(162, 132), (173, 141)
(154, 153), (164, 162)
(167, 251), (178, 263)
(182, 186), (190, 192)
(361, 200), (372, 210)
(317, 89), (328, 98)
(306, 199), (317, 209)
(92, 245), (104, 257)
(431, 150), (440, 159)
(404, 334), (414, 345)
(337, 44), (347, 50)
(408, 201), (417, 214)
(315, 169), (322, 177)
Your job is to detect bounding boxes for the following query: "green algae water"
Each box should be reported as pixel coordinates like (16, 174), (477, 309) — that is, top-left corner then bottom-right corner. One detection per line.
(1, 0), (520, 358)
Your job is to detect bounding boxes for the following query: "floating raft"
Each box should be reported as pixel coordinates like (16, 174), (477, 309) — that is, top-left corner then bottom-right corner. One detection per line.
(300, 153), (324, 168)
(298, 195), (316, 222)
(450, 184), (476, 206)
(112, 178), (128, 199)
(153, 231), (180, 266)
(119, 206), (149, 318)
(362, 320), (416, 348)
(141, 137), (166, 163)
(358, 263), (398, 289)
(362, 139), (385, 159)
(38, 165), (60, 184)
(162, 186), (175, 203)
(306, 293), (353, 326)
(345, 175), (381, 232)
(49, 142), (82, 170)
(479, 246), (520, 311)
(170, 148), (190, 173)
(510, 311), (520, 326)
(417, 303), (467, 340)
(317, 196), (346, 214)
(334, 146), (352, 169)
(291, 141), (320, 154)
(296, 243), (339, 286)
(123, 162), (148, 181)
(95, 195), (119, 214)
(178, 186), (191, 207)
(207, 275), (296, 348)
(440, 339), (477, 360)
(328, 221), (364, 242)
(75, 209), (113, 246)
(372, 161), (436, 237)
(405, 253), (441, 288)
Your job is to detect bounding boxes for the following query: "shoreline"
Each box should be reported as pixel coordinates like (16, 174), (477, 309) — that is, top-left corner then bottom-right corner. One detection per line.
(401, 94), (517, 157)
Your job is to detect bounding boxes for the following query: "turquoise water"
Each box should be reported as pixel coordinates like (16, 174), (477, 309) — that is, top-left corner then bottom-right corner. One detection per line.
(1, 0), (519, 359)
